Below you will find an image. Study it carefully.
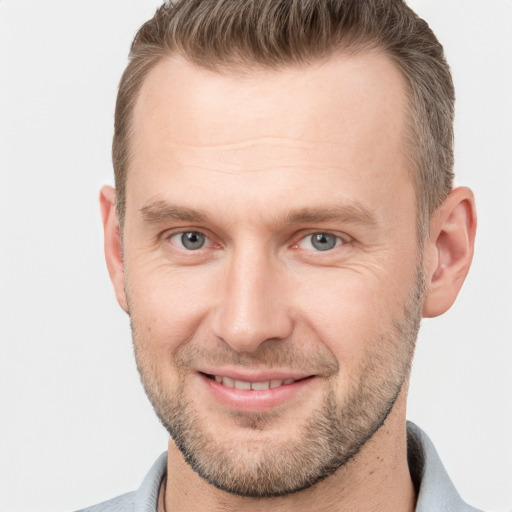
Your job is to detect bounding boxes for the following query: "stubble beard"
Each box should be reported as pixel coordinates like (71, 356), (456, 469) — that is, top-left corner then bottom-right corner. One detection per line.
(130, 268), (424, 498)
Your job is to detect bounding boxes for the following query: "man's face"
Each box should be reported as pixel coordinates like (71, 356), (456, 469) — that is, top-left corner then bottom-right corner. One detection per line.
(121, 52), (422, 497)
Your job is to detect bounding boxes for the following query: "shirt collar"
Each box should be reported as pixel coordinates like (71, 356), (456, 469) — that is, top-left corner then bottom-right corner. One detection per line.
(134, 423), (481, 512)
(407, 421), (481, 512)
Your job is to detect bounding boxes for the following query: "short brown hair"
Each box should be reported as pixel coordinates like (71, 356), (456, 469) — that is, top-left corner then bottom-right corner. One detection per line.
(113, 0), (454, 237)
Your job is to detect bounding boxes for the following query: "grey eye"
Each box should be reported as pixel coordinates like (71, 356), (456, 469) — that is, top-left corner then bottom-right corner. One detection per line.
(179, 231), (206, 250)
(310, 233), (338, 251)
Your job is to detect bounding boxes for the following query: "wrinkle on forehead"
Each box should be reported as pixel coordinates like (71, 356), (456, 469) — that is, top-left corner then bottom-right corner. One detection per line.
(150, 136), (348, 176)
(157, 163), (352, 177)
(158, 136), (339, 151)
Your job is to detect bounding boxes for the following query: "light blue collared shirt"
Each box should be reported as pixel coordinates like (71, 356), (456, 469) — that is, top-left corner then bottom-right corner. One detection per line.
(76, 422), (483, 512)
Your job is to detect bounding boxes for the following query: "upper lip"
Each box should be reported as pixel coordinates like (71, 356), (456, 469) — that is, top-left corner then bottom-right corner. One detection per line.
(198, 368), (313, 382)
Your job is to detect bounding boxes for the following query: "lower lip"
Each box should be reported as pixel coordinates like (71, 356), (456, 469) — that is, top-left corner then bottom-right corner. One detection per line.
(200, 374), (316, 412)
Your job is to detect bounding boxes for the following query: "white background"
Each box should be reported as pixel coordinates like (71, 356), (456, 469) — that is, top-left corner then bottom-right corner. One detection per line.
(1, 1), (511, 511)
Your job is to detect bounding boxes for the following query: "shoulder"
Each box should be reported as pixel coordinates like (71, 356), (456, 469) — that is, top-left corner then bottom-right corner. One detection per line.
(407, 422), (485, 512)
(75, 491), (136, 512)
(74, 452), (167, 512)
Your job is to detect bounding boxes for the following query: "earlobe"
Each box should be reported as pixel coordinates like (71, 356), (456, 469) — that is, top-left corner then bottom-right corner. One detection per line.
(422, 187), (477, 318)
(100, 185), (128, 313)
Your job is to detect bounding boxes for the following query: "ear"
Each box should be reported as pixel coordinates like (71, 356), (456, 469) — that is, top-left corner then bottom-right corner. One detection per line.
(422, 187), (477, 318)
(100, 185), (128, 313)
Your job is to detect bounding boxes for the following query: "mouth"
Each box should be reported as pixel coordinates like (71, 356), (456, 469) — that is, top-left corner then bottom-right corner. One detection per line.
(198, 371), (316, 412)
(201, 372), (309, 390)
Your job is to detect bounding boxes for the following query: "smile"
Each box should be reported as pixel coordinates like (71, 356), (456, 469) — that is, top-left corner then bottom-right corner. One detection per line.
(198, 371), (317, 412)
(205, 374), (299, 390)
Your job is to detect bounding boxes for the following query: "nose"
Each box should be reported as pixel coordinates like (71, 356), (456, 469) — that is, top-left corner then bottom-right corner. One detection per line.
(210, 247), (294, 353)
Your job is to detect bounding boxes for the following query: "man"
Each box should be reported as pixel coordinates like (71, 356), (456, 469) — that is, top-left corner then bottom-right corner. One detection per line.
(83, 0), (479, 510)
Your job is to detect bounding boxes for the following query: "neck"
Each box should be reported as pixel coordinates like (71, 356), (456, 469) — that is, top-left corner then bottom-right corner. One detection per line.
(163, 392), (415, 512)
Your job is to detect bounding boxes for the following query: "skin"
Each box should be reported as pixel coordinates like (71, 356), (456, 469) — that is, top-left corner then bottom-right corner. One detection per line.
(101, 51), (476, 512)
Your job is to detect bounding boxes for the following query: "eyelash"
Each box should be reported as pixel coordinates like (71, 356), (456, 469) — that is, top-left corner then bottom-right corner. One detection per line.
(294, 232), (344, 252)
(168, 231), (211, 251)
(164, 230), (347, 253)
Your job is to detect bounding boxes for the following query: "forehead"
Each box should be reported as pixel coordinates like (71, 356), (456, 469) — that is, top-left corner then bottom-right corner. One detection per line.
(132, 50), (408, 148)
(127, 51), (412, 223)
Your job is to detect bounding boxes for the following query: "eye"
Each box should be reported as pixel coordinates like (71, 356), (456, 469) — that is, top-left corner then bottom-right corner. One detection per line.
(170, 231), (207, 250)
(298, 232), (342, 251)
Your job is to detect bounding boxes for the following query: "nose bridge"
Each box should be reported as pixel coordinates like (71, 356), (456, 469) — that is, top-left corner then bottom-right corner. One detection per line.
(212, 242), (292, 353)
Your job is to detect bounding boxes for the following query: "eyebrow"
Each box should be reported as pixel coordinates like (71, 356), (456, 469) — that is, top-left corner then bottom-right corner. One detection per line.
(284, 204), (377, 227)
(139, 200), (378, 228)
(140, 201), (208, 223)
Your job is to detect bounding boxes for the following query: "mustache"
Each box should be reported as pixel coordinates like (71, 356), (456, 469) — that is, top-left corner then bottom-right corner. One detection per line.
(172, 337), (339, 377)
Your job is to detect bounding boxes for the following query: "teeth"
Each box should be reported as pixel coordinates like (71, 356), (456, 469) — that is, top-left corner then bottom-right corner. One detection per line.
(251, 381), (270, 390)
(213, 375), (297, 390)
(223, 376), (235, 388)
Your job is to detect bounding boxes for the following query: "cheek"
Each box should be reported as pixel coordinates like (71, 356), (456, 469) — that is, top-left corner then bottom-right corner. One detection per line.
(125, 262), (219, 352)
(293, 266), (415, 365)
(298, 280), (378, 362)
